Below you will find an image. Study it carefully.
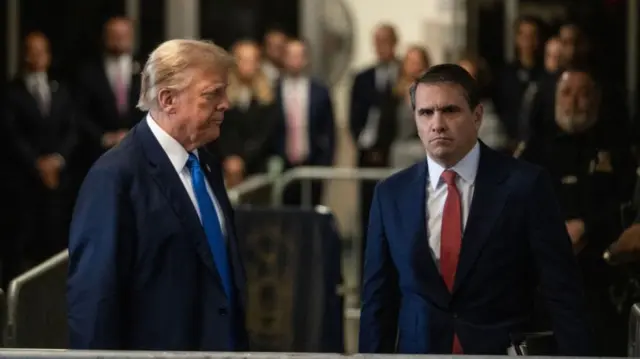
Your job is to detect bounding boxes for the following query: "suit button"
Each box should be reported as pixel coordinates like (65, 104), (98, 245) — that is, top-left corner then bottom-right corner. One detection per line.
(218, 307), (228, 316)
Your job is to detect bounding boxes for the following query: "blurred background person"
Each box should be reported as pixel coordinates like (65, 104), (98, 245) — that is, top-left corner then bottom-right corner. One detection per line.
(495, 16), (544, 147)
(2, 32), (80, 284)
(544, 36), (562, 75)
(459, 54), (508, 153)
(216, 40), (278, 187)
(519, 68), (633, 356)
(262, 28), (288, 87)
(349, 23), (400, 265)
(274, 38), (335, 206)
(389, 45), (430, 168)
(74, 16), (143, 176)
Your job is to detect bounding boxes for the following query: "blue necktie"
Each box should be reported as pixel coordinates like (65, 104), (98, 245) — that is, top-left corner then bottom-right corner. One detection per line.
(186, 153), (234, 301)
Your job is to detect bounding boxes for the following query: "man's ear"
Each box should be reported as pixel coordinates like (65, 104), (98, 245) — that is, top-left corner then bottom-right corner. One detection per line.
(473, 103), (484, 129)
(157, 88), (176, 114)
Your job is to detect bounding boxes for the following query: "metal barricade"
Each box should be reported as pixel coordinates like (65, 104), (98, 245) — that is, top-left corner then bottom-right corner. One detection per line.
(630, 303), (640, 356)
(228, 173), (278, 207)
(269, 166), (399, 327)
(4, 250), (69, 348)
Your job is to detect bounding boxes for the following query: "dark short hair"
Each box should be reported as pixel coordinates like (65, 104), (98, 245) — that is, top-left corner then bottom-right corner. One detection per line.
(409, 63), (480, 110)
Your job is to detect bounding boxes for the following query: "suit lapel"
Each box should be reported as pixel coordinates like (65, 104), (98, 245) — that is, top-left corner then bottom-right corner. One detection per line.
(453, 144), (511, 293)
(135, 120), (225, 292)
(396, 161), (451, 307)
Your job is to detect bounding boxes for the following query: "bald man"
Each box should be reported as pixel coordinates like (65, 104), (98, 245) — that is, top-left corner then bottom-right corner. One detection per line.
(2, 31), (80, 283)
(74, 16), (143, 172)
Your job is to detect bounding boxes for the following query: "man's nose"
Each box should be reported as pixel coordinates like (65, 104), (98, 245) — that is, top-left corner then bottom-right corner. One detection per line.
(431, 113), (446, 132)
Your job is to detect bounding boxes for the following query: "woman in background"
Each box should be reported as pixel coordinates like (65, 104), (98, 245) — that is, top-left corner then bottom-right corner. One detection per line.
(216, 40), (278, 186)
(389, 45), (431, 167)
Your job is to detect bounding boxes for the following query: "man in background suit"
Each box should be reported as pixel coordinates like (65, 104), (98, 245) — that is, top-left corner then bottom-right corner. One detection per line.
(274, 38), (335, 206)
(67, 39), (248, 350)
(74, 16), (143, 171)
(3, 32), (79, 283)
(359, 64), (590, 355)
(349, 24), (400, 267)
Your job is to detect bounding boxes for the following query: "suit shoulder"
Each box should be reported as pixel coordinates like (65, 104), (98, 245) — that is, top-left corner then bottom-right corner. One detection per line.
(376, 162), (423, 194)
(85, 137), (140, 185)
(498, 150), (547, 188)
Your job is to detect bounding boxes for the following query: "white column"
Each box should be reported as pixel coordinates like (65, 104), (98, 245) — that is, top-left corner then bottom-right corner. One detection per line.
(627, 0), (638, 119)
(125, 0), (141, 53)
(504, 0), (519, 63)
(165, 0), (200, 39)
(7, 0), (19, 78)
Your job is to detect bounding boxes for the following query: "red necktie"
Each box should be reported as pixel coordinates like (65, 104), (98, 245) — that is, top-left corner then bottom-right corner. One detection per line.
(440, 169), (464, 354)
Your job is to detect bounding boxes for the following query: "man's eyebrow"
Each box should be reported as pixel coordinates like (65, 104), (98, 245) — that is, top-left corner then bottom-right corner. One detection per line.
(417, 104), (460, 112)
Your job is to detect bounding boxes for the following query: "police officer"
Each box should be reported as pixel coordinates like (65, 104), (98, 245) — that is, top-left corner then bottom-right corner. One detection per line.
(518, 66), (634, 356)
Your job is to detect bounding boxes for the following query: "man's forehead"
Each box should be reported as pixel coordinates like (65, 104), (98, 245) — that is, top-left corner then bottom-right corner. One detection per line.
(194, 70), (228, 88)
(558, 72), (592, 88)
(415, 82), (467, 106)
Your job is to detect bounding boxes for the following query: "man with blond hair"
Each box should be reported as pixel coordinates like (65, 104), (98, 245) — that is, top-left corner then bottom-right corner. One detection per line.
(67, 39), (248, 351)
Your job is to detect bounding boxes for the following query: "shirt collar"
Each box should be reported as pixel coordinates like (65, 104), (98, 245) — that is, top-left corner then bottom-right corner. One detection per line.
(25, 72), (47, 85)
(146, 114), (198, 173)
(427, 141), (480, 190)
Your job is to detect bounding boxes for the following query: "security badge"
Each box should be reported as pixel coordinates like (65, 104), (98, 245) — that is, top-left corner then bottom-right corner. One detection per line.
(589, 150), (613, 174)
(561, 175), (578, 185)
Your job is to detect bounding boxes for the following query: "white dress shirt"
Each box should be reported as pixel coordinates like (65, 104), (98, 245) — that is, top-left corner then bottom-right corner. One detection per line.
(281, 76), (310, 161)
(146, 115), (226, 235)
(25, 72), (50, 113)
(426, 142), (480, 267)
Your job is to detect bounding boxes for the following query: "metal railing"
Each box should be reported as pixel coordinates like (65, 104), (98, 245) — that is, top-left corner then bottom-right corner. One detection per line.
(4, 250), (69, 348)
(268, 166), (399, 325)
(271, 166), (400, 207)
(630, 303), (640, 356)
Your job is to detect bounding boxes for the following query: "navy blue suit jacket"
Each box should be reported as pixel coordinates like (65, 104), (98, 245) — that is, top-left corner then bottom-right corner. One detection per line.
(273, 79), (335, 167)
(359, 143), (590, 355)
(67, 119), (248, 350)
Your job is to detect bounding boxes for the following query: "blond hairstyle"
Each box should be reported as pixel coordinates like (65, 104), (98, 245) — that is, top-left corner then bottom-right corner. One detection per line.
(137, 39), (234, 111)
(226, 40), (274, 106)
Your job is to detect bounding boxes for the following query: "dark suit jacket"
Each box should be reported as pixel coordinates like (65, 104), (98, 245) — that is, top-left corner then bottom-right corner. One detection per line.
(359, 143), (590, 355)
(74, 59), (144, 165)
(273, 79), (335, 167)
(215, 99), (279, 175)
(67, 119), (248, 350)
(3, 76), (78, 183)
(349, 67), (397, 153)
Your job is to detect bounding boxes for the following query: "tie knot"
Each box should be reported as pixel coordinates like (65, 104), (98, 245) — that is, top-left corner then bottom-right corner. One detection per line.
(441, 169), (457, 185)
(186, 153), (200, 170)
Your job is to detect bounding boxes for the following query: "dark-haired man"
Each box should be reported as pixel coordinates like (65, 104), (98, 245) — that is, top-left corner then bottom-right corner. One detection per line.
(359, 64), (590, 355)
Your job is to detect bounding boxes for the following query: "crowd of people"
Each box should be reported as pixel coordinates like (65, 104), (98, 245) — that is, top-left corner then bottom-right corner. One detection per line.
(1, 11), (640, 356)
